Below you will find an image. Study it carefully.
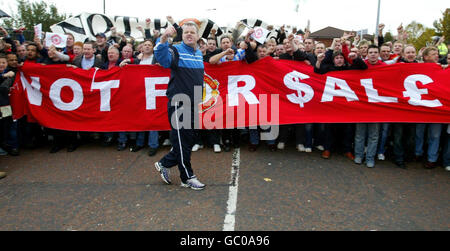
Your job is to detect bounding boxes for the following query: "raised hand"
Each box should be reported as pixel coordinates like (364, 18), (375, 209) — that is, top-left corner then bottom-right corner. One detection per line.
(161, 26), (176, 43)
(348, 52), (358, 60)
(317, 53), (325, 62)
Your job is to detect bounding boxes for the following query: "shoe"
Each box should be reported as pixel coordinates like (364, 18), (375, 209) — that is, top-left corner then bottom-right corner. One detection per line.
(445, 166), (450, 172)
(354, 157), (363, 165)
(117, 143), (126, 151)
(269, 144), (277, 152)
(50, 145), (63, 154)
(130, 145), (143, 152)
(0, 172), (6, 179)
(316, 145), (325, 151)
(148, 148), (158, 157)
(377, 154), (385, 161)
(213, 144), (221, 153)
(192, 144), (203, 152)
(424, 161), (437, 169)
(366, 162), (375, 168)
(322, 150), (331, 159)
(394, 161), (406, 169)
(277, 142), (285, 150)
(297, 144), (306, 152)
(67, 144), (78, 152)
(162, 139), (171, 146)
(344, 152), (355, 161)
(248, 144), (257, 152)
(8, 148), (19, 156)
(181, 177), (206, 191)
(0, 147), (8, 156)
(102, 137), (113, 146)
(305, 148), (312, 153)
(154, 162), (171, 185)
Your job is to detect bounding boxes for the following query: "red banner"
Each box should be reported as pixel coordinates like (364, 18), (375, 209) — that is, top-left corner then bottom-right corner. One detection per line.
(11, 58), (450, 132)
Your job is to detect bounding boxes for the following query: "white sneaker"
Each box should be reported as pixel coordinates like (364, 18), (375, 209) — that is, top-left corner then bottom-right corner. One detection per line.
(162, 139), (171, 146)
(277, 142), (285, 150)
(192, 144), (203, 152)
(305, 148), (312, 153)
(213, 144), (221, 153)
(297, 144), (306, 152)
(377, 154), (385, 161)
(316, 145), (325, 151)
(445, 166), (450, 172)
(181, 177), (206, 190)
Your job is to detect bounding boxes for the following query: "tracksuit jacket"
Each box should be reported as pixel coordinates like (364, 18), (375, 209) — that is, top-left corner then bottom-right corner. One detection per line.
(154, 41), (204, 183)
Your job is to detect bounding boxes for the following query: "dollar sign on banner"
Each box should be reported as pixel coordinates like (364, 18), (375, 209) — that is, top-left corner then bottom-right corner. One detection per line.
(283, 71), (314, 108)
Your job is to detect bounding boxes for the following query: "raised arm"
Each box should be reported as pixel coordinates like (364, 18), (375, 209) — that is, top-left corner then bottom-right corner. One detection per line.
(154, 26), (177, 68)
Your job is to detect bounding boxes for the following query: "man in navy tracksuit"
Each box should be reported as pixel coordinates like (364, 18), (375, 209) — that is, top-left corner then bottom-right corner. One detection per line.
(154, 22), (206, 190)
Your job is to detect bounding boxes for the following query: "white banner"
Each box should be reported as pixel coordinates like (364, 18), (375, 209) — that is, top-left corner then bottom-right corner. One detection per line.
(50, 13), (222, 43)
(34, 23), (42, 39)
(251, 27), (270, 44)
(45, 33), (68, 48)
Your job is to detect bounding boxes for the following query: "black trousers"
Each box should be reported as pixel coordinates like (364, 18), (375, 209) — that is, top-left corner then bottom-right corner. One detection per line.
(160, 101), (195, 183)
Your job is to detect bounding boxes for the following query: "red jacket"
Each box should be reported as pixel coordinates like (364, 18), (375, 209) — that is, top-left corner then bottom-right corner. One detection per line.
(364, 59), (387, 68)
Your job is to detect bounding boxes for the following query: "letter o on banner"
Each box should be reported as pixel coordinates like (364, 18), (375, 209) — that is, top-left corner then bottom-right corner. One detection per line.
(49, 78), (84, 111)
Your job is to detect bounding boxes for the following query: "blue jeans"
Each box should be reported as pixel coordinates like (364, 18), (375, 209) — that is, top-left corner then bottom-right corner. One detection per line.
(415, 123), (442, 162)
(8, 120), (19, 149)
(377, 123), (390, 155)
(443, 130), (450, 167)
(250, 128), (276, 145)
(355, 123), (380, 164)
(320, 124), (354, 152)
(118, 131), (159, 148)
(278, 124), (312, 147)
(142, 131), (159, 149)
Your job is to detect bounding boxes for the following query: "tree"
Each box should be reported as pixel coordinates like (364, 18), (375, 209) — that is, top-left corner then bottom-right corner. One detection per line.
(404, 21), (436, 49)
(415, 28), (436, 49)
(433, 8), (449, 43)
(384, 31), (394, 42)
(1, 0), (68, 35)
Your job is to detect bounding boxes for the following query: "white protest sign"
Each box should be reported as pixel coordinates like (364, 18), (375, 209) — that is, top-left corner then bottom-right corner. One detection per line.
(45, 33), (68, 48)
(251, 27), (269, 44)
(34, 24), (42, 39)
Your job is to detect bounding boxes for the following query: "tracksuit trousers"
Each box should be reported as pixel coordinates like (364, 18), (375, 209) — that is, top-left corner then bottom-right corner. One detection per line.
(159, 101), (195, 183)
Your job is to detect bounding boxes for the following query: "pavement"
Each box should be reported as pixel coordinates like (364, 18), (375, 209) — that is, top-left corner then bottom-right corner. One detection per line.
(0, 141), (449, 231)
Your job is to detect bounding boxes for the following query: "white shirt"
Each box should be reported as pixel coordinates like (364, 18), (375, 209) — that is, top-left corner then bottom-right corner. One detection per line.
(140, 54), (154, 65)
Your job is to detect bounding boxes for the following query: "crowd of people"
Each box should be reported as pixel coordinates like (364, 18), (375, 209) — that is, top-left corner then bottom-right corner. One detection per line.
(1, 17), (450, 180)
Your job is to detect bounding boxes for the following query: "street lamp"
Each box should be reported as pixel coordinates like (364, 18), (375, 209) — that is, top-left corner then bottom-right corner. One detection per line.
(375, 0), (381, 36)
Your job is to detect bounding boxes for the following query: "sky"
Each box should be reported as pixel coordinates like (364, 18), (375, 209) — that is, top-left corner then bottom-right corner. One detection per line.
(0, 0), (448, 34)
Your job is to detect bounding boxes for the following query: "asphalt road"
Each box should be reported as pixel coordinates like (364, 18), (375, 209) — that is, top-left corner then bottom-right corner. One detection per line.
(0, 141), (449, 231)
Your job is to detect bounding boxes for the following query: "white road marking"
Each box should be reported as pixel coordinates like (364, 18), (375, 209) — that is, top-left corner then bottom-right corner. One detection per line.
(223, 148), (241, 231)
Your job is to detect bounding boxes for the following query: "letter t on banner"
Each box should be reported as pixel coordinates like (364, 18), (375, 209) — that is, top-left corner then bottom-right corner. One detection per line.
(91, 80), (120, 111)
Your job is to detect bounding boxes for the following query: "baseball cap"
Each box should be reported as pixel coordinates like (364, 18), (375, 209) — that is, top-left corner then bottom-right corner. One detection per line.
(95, 33), (106, 38)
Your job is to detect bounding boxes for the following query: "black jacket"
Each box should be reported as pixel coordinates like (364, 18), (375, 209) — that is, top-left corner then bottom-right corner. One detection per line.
(0, 74), (14, 106)
(279, 49), (316, 64)
(71, 55), (103, 69)
(314, 57), (368, 74)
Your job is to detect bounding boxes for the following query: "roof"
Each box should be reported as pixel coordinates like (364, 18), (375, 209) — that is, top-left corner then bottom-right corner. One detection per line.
(310, 26), (347, 39)
(310, 26), (374, 41)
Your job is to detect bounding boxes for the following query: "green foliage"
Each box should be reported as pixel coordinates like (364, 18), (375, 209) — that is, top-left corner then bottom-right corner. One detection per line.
(384, 31), (394, 42)
(2, 0), (68, 32)
(405, 21), (436, 49)
(433, 8), (449, 43)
